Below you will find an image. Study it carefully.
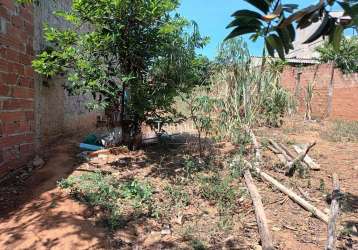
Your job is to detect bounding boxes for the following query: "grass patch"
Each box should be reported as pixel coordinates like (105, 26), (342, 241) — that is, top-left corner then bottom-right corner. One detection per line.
(198, 174), (238, 213)
(58, 172), (153, 229)
(322, 120), (358, 142)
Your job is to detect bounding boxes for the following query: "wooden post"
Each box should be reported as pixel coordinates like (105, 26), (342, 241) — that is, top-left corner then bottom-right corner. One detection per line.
(244, 169), (274, 250)
(244, 160), (329, 224)
(326, 173), (340, 250)
(326, 62), (335, 118)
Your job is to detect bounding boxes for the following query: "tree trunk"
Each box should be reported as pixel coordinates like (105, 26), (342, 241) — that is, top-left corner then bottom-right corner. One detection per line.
(244, 169), (274, 250)
(326, 62), (335, 118)
(326, 173), (340, 250)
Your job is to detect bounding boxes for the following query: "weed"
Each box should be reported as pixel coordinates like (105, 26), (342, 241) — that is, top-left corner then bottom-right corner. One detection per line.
(297, 163), (308, 178)
(228, 153), (245, 178)
(58, 172), (153, 229)
(217, 214), (234, 231)
(190, 239), (207, 250)
(165, 185), (190, 208)
(199, 175), (238, 213)
(183, 155), (207, 178)
(319, 179), (325, 193)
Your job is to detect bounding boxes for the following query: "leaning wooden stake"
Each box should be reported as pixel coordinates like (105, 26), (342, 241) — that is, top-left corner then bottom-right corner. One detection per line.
(292, 145), (321, 170)
(286, 142), (316, 176)
(244, 160), (329, 224)
(326, 173), (340, 250)
(244, 169), (274, 250)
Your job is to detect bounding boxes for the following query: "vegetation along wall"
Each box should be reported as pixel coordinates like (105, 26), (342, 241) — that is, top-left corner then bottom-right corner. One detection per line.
(0, 0), (100, 177)
(281, 63), (358, 121)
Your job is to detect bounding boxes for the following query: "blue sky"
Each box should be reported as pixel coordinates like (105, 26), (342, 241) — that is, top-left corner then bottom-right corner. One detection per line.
(178, 0), (346, 59)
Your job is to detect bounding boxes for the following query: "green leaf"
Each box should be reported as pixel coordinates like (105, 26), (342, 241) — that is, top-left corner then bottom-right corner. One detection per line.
(265, 37), (275, 57)
(303, 13), (330, 44)
(231, 10), (264, 19)
(226, 17), (262, 29)
(244, 0), (270, 14)
(225, 26), (260, 40)
(266, 34), (285, 59)
(277, 27), (293, 54)
(279, 0), (324, 28)
(287, 23), (296, 42)
(282, 4), (299, 13)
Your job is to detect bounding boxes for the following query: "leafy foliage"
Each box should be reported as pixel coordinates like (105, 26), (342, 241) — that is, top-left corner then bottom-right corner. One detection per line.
(31, 0), (210, 132)
(212, 39), (291, 138)
(227, 0), (358, 58)
(317, 36), (358, 73)
(58, 172), (153, 229)
(226, 0), (297, 59)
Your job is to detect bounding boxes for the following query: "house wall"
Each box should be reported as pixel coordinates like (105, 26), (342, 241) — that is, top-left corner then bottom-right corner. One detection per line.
(0, 0), (100, 177)
(281, 64), (358, 120)
(0, 1), (35, 176)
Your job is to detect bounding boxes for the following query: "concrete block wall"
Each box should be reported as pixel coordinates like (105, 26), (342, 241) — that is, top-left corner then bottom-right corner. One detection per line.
(0, 1), (35, 175)
(281, 64), (358, 120)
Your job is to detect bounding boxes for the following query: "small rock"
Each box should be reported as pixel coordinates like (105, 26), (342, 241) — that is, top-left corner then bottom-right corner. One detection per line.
(161, 224), (171, 235)
(352, 224), (358, 233)
(272, 226), (281, 231)
(324, 208), (330, 214)
(254, 245), (262, 250)
(353, 166), (358, 171)
(33, 155), (45, 168)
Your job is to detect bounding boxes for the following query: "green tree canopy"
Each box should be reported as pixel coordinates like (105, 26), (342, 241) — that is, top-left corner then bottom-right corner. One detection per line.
(317, 36), (358, 73)
(30, 0), (210, 133)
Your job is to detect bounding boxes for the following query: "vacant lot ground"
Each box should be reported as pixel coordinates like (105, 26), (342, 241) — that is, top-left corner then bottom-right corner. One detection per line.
(0, 118), (357, 249)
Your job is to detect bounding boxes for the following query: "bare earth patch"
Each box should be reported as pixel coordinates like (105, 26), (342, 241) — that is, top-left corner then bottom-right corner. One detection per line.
(0, 119), (357, 249)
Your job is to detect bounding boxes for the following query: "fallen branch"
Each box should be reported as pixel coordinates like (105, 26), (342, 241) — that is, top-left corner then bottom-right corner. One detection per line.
(266, 145), (280, 155)
(244, 160), (329, 224)
(326, 173), (340, 250)
(278, 143), (296, 160)
(244, 169), (274, 250)
(269, 139), (292, 162)
(292, 145), (321, 170)
(286, 142), (316, 176)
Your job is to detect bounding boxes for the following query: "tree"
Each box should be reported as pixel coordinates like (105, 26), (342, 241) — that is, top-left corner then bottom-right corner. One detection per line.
(317, 36), (358, 73)
(29, 0), (210, 145)
(227, 0), (358, 58)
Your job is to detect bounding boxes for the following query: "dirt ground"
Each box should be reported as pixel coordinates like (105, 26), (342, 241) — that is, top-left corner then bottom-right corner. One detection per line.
(0, 119), (357, 249)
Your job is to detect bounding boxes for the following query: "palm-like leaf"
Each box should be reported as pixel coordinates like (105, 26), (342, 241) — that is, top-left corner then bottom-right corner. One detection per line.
(227, 0), (297, 59)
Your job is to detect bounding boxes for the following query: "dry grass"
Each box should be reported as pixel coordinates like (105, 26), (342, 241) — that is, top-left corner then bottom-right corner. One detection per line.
(321, 120), (358, 142)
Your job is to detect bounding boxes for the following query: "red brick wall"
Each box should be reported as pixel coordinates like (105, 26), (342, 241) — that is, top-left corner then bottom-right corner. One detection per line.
(281, 64), (358, 120)
(0, 1), (35, 176)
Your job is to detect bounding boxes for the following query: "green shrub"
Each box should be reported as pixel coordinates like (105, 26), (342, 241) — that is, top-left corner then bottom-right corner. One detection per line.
(198, 175), (237, 212)
(58, 172), (153, 229)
